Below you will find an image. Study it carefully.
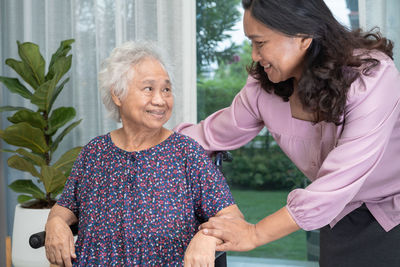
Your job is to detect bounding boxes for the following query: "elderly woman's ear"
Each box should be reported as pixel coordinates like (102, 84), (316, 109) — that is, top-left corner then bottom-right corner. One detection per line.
(111, 91), (122, 107)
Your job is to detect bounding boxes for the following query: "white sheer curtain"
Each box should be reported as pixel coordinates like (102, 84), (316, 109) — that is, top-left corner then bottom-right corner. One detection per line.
(0, 0), (196, 249)
(359, 0), (400, 67)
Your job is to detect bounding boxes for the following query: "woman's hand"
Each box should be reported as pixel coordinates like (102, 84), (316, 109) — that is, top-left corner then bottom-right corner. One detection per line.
(199, 215), (259, 252)
(200, 207), (301, 252)
(184, 232), (220, 267)
(45, 216), (76, 267)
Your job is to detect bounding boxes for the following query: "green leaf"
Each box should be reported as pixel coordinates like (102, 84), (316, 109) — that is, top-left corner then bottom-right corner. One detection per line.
(41, 165), (67, 193)
(48, 78), (70, 113)
(17, 41), (45, 86)
(53, 146), (82, 173)
(1, 148), (17, 153)
(51, 55), (72, 85)
(15, 148), (46, 166)
(30, 79), (57, 112)
(46, 39), (75, 81)
(47, 107), (75, 136)
(0, 106), (33, 112)
(0, 76), (32, 99)
(7, 110), (46, 130)
(5, 58), (40, 89)
(7, 154), (41, 178)
(9, 179), (46, 199)
(17, 195), (34, 204)
(0, 122), (48, 154)
(50, 119), (82, 152)
(51, 185), (65, 199)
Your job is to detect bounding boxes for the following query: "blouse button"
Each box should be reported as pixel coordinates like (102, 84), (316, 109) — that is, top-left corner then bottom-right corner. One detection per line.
(311, 161), (317, 167)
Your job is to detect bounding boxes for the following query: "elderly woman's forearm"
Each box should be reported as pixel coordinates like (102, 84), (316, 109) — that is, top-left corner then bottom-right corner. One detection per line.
(47, 204), (78, 226)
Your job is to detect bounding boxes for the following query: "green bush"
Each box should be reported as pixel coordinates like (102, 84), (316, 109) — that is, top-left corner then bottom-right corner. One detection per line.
(222, 145), (306, 190)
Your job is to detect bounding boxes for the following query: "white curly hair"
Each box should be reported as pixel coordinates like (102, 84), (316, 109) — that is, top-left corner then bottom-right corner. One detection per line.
(98, 41), (170, 122)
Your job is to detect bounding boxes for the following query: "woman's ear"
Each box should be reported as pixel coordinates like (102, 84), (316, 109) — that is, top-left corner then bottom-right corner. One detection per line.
(300, 37), (313, 51)
(111, 91), (122, 106)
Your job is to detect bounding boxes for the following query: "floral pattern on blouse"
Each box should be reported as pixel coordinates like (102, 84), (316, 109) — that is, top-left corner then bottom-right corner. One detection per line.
(57, 132), (234, 266)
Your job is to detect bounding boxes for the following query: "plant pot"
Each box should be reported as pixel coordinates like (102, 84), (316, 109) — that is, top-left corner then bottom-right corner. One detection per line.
(12, 204), (51, 267)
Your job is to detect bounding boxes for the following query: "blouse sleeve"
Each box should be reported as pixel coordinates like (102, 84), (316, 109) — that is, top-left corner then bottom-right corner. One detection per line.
(174, 76), (265, 151)
(185, 139), (235, 222)
(287, 57), (400, 231)
(57, 146), (87, 218)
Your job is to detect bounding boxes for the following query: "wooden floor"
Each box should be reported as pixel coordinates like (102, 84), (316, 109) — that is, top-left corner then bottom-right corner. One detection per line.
(6, 236), (11, 267)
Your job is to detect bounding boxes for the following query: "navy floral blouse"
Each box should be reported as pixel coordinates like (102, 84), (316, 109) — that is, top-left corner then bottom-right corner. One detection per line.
(57, 132), (234, 266)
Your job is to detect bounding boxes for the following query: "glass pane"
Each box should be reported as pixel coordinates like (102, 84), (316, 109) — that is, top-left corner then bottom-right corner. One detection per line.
(196, 0), (359, 264)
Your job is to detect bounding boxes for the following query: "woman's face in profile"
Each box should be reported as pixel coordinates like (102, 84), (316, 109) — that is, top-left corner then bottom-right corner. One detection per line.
(243, 10), (312, 83)
(113, 58), (174, 131)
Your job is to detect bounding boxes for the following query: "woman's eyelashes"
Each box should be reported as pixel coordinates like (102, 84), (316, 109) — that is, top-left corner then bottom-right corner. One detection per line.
(143, 86), (172, 95)
(253, 41), (266, 48)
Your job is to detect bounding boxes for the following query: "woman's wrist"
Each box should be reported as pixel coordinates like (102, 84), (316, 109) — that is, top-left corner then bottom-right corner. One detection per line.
(253, 207), (301, 247)
(252, 223), (267, 248)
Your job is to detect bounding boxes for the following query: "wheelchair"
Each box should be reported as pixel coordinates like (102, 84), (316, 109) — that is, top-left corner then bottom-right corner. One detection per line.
(29, 151), (232, 266)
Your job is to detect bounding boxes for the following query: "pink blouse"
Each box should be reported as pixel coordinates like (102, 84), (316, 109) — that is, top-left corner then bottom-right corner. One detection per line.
(175, 53), (400, 231)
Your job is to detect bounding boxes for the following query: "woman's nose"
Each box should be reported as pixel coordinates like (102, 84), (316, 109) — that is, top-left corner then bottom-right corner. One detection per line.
(251, 46), (261, 62)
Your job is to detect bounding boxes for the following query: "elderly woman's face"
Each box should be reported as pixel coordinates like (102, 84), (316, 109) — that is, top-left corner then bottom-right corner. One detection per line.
(243, 10), (312, 83)
(113, 58), (173, 131)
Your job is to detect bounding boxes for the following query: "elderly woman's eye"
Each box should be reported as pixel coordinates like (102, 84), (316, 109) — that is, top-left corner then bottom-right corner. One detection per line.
(144, 87), (152, 91)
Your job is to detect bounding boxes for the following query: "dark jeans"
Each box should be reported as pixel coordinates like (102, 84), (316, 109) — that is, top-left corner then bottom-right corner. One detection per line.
(319, 204), (400, 267)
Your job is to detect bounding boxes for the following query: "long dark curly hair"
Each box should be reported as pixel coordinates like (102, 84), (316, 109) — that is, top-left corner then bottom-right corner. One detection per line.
(242, 0), (393, 124)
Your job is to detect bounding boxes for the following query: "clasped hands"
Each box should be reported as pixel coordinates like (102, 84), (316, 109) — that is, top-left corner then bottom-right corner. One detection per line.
(184, 215), (257, 267)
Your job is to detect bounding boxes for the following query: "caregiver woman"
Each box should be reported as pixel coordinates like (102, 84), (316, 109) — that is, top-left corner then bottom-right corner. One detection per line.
(175, 0), (400, 266)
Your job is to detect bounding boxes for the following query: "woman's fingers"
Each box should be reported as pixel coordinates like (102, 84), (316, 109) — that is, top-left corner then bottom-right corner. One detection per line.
(45, 217), (75, 266)
(199, 216), (226, 231)
(201, 228), (226, 241)
(45, 248), (55, 265)
(69, 234), (76, 259)
(61, 243), (73, 267)
(200, 216), (258, 251)
(215, 242), (233, 251)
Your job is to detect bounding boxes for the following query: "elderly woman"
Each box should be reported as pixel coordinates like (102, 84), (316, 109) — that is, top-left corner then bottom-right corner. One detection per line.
(44, 41), (241, 266)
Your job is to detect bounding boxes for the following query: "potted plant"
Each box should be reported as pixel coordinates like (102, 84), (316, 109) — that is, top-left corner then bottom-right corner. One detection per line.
(0, 39), (82, 267)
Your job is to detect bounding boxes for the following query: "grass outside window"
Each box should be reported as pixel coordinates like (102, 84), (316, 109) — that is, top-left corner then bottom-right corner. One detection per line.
(228, 190), (307, 261)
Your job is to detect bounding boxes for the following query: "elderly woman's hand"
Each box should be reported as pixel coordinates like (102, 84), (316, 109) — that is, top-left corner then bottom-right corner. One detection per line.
(184, 232), (220, 267)
(45, 216), (76, 267)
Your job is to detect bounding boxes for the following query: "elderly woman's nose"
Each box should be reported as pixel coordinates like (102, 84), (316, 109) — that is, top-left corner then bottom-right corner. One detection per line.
(151, 90), (166, 104)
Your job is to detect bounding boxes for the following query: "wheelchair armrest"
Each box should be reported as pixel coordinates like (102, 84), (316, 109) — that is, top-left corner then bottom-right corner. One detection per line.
(29, 223), (78, 249)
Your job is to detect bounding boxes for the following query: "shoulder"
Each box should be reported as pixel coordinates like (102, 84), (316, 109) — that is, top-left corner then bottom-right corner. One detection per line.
(242, 75), (264, 97)
(80, 134), (111, 155)
(347, 51), (400, 109)
(170, 132), (212, 160)
(237, 75), (278, 116)
(171, 132), (205, 152)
